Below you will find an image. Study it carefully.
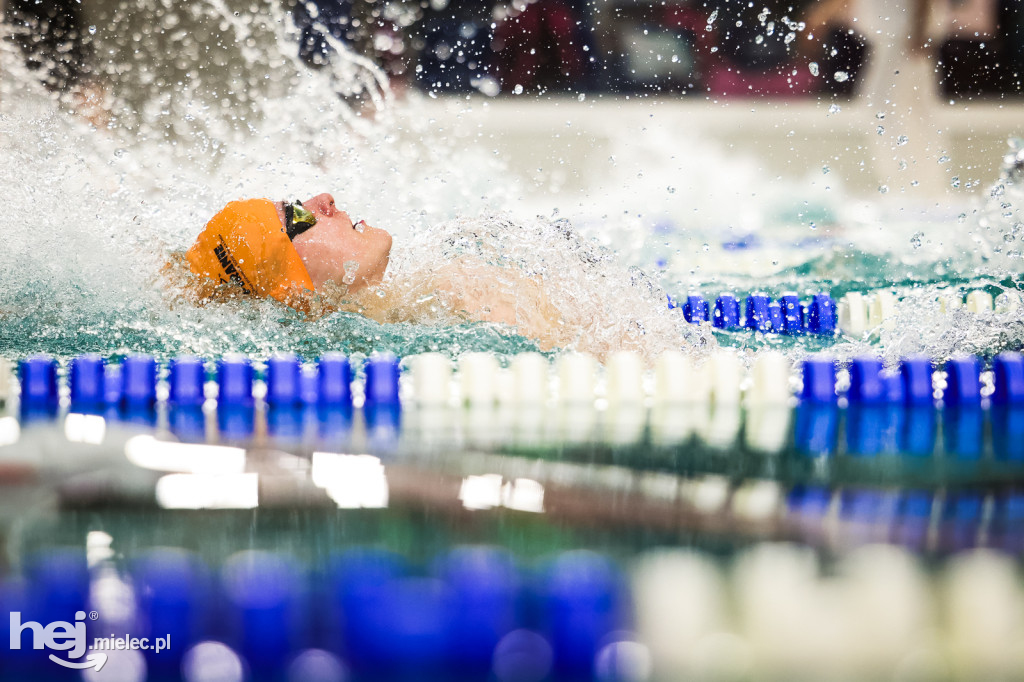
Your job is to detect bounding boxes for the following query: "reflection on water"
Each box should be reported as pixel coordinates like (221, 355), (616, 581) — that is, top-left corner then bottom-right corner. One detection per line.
(4, 396), (1024, 530)
(2, 389), (1024, 678)
(5, 508), (1024, 680)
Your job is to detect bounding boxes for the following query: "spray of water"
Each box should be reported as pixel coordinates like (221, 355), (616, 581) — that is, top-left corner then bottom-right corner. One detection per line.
(0, 0), (712, 363)
(1, 0), (1022, 366)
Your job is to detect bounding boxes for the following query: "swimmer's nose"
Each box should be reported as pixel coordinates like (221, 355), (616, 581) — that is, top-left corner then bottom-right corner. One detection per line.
(304, 193), (337, 217)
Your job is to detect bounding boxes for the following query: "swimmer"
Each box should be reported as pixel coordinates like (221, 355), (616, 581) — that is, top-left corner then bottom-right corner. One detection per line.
(178, 194), (705, 358)
(180, 194), (565, 343)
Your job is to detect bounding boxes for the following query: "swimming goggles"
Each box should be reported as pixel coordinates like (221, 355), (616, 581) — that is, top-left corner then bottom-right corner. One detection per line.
(284, 200), (317, 240)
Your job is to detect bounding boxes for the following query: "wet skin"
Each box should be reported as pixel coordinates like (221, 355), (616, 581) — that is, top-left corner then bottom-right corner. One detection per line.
(277, 193), (392, 292)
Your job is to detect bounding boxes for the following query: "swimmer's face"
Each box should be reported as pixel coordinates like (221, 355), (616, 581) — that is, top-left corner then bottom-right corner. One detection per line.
(288, 193), (392, 292)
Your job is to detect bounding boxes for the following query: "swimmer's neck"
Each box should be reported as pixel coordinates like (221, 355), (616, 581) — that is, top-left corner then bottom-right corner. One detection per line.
(315, 279), (399, 323)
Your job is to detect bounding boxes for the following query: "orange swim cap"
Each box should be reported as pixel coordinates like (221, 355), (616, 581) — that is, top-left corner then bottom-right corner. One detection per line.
(186, 199), (315, 307)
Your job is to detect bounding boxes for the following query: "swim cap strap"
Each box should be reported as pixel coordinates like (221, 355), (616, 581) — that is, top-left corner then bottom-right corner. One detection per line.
(284, 200), (317, 240)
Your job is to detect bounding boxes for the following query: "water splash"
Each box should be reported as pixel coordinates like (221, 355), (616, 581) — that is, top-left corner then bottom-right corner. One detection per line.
(0, 0), (511, 361)
(0, 0), (707, 363)
(2, 0), (1024, 367)
(388, 213), (713, 359)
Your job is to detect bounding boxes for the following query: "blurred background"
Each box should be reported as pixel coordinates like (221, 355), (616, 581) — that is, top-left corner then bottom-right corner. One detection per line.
(4, 0), (1024, 199)
(9, 0), (1022, 98)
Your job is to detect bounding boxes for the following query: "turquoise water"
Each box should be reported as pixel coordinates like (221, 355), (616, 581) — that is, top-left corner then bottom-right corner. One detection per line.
(0, 303), (545, 364)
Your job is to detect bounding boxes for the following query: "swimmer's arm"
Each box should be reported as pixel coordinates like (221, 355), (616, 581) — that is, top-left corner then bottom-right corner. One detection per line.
(427, 257), (564, 349)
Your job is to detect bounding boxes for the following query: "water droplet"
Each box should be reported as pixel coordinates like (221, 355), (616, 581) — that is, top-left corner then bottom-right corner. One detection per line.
(833, 71), (849, 82)
(342, 261), (360, 285)
(702, 243), (710, 252)
(470, 76), (500, 97)
(513, 84), (524, 95)
(878, 185), (889, 194)
(828, 103), (841, 115)
(876, 125), (885, 135)
(822, 165), (830, 175)
(808, 62), (819, 76)
(88, 25), (97, 35)
(938, 155), (950, 164)
(809, 221), (817, 230)
(666, 186), (676, 194)
(875, 112), (885, 120)
(910, 231), (924, 249)
(896, 135), (909, 146)
(577, 93), (586, 102)
(951, 176), (961, 188)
